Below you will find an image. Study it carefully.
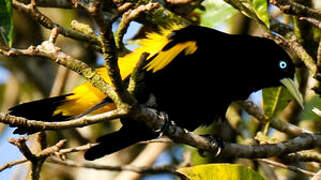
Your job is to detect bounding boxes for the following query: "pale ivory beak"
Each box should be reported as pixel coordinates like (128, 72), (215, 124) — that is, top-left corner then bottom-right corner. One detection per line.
(280, 78), (304, 109)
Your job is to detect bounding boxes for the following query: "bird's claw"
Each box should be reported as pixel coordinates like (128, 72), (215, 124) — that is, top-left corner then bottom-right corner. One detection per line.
(199, 134), (224, 157)
(155, 111), (175, 137)
(183, 128), (189, 134)
(198, 149), (207, 157)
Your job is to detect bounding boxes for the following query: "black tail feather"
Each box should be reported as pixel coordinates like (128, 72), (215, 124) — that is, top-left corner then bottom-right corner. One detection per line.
(9, 94), (73, 135)
(84, 122), (158, 160)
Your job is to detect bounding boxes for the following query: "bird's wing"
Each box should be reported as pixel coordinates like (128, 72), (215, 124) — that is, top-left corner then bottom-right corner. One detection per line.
(53, 24), (199, 117)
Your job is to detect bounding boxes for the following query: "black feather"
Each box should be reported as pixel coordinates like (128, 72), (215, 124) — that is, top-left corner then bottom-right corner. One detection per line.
(9, 94), (73, 134)
(84, 120), (158, 160)
(8, 25), (297, 160)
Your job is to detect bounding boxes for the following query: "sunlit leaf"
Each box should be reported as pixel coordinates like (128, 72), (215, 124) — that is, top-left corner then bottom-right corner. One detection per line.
(177, 163), (265, 180)
(0, 0), (13, 47)
(199, 0), (238, 28)
(301, 96), (321, 122)
(248, 0), (270, 28)
(262, 86), (292, 119)
(255, 131), (279, 144)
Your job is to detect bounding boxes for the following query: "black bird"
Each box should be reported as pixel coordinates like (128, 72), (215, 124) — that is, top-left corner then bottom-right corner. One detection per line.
(9, 25), (303, 160)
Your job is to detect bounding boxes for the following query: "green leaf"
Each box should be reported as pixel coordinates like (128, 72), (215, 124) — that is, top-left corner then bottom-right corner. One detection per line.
(177, 163), (265, 180)
(199, 0), (238, 28)
(262, 86), (292, 119)
(300, 96), (321, 122)
(0, 0), (13, 47)
(248, 0), (270, 28)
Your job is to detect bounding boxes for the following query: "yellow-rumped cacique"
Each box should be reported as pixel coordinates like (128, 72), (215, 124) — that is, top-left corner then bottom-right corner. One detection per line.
(9, 24), (303, 160)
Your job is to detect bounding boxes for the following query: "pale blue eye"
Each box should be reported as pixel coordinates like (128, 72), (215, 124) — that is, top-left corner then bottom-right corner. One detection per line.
(279, 61), (287, 69)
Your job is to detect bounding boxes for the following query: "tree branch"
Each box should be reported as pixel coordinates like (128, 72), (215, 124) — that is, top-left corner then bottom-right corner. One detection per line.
(13, 0), (100, 44)
(0, 110), (125, 131)
(90, 0), (131, 104)
(0, 42), (119, 101)
(115, 2), (160, 49)
(270, 0), (321, 20)
(0, 159), (28, 172)
(47, 157), (186, 178)
(8, 137), (66, 180)
(16, 0), (73, 8)
(258, 158), (315, 176)
(284, 150), (321, 163)
(220, 133), (321, 158)
(240, 101), (311, 136)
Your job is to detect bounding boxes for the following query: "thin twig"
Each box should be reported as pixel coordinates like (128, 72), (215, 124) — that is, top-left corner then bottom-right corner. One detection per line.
(115, 143), (169, 180)
(13, 0), (100, 44)
(127, 52), (150, 94)
(138, 138), (173, 144)
(16, 0), (73, 8)
(224, 0), (267, 29)
(0, 142), (93, 172)
(49, 66), (69, 97)
(115, 2), (160, 49)
(166, 0), (192, 5)
(299, 17), (321, 29)
(48, 27), (61, 43)
(0, 110), (125, 131)
(47, 157), (185, 178)
(37, 140), (67, 158)
(298, 17), (321, 66)
(284, 150), (321, 163)
(0, 138), (172, 173)
(240, 100), (311, 136)
(0, 42), (119, 101)
(258, 158), (315, 176)
(0, 159), (28, 172)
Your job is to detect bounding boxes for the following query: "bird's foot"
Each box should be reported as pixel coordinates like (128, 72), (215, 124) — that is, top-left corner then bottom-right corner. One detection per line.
(155, 111), (176, 137)
(198, 134), (224, 157)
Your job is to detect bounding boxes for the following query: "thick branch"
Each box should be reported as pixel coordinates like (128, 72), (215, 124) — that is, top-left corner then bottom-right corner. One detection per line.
(220, 133), (321, 158)
(129, 106), (321, 159)
(2, 109), (321, 160)
(271, 0), (321, 20)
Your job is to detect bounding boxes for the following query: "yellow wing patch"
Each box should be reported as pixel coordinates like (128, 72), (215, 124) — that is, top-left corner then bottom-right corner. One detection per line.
(54, 24), (197, 117)
(145, 41), (197, 72)
(137, 24), (198, 72)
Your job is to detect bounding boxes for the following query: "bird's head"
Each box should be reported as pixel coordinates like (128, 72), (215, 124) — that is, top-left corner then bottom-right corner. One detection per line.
(259, 39), (303, 108)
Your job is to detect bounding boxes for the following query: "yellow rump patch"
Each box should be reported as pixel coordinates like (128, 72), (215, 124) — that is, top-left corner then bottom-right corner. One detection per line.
(54, 81), (116, 117)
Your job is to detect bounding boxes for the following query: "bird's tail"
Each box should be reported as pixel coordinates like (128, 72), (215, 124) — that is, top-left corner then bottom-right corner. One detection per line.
(84, 122), (158, 160)
(9, 94), (73, 134)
